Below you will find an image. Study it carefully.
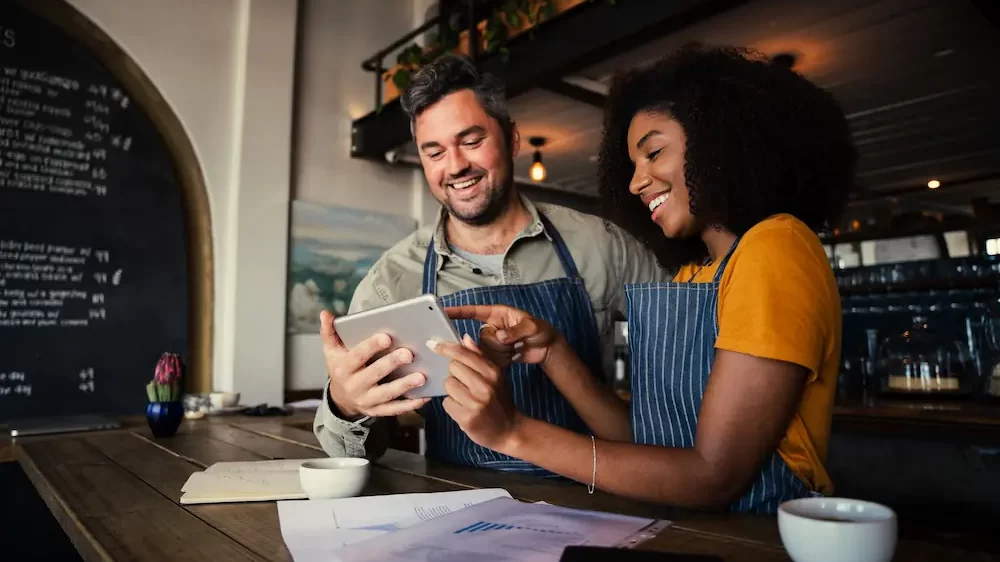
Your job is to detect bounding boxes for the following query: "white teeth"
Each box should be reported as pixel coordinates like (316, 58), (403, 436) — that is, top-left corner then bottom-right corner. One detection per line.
(648, 193), (669, 212)
(451, 177), (481, 190)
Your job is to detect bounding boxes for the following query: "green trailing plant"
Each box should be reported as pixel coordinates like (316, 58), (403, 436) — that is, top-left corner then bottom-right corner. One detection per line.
(385, 0), (564, 93)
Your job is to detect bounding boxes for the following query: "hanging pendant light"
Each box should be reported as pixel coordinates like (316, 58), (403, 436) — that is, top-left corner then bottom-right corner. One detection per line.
(529, 137), (547, 182)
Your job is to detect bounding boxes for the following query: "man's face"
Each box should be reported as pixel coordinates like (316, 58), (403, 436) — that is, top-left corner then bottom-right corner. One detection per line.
(414, 89), (518, 225)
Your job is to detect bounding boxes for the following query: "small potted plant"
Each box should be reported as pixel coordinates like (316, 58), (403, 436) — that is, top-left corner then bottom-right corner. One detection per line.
(145, 352), (185, 437)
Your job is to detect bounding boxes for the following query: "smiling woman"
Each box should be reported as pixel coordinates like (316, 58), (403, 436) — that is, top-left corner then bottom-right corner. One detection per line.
(600, 45), (857, 271)
(428, 44), (859, 514)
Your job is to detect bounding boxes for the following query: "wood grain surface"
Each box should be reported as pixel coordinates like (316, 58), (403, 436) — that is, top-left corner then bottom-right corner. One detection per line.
(9, 413), (998, 561)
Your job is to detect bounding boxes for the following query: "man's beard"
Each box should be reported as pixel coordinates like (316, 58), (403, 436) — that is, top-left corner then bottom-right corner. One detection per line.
(444, 176), (512, 226)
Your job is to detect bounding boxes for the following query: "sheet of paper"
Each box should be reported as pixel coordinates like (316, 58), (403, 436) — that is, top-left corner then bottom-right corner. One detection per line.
(330, 496), (666, 562)
(277, 488), (512, 562)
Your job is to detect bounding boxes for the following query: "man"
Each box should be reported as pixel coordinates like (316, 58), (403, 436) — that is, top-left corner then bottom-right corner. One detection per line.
(314, 54), (670, 475)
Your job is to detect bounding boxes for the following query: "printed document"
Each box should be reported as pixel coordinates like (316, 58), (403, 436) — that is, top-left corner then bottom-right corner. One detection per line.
(277, 488), (512, 561)
(330, 496), (666, 562)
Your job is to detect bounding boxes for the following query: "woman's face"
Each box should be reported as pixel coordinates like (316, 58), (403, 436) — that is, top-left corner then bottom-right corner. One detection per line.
(626, 112), (698, 238)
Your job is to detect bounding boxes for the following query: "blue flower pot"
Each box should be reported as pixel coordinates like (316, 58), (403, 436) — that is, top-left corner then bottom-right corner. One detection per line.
(146, 401), (184, 437)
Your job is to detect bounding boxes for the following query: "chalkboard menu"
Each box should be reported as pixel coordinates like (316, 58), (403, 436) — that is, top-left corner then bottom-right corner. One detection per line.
(0, 2), (190, 419)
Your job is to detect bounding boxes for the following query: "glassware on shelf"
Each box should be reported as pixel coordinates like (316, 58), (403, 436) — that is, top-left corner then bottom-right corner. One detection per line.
(876, 316), (971, 395)
(612, 321), (631, 401)
(613, 345), (630, 401)
(982, 308), (1000, 398)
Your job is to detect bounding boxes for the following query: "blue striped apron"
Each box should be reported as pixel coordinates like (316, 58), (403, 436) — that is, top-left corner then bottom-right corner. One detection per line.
(625, 238), (814, 514)
(421, 213), (602, 475)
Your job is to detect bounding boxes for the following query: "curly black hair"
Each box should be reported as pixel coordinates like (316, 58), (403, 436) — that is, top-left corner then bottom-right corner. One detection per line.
(598, 44), (858, 272)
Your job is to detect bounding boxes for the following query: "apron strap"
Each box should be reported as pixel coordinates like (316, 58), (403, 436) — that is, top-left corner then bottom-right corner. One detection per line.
(537, 212), (581, 279)
(421, 211), (583, 295)
(712, 236), (742, 284)
(422, 241), (438, 295)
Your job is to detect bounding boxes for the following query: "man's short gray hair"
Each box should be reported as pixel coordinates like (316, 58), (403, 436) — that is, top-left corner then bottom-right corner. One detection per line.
(400, 54), (513, 145)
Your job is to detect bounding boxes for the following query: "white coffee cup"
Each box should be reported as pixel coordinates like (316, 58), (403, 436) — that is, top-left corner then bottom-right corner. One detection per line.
(209, 391), (240, 409)
(778, 497), (897, 562)
(298, 458), (370, 500)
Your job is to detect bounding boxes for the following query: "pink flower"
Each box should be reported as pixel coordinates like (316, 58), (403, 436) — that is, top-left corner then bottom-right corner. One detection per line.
(154, 353), (183, 385)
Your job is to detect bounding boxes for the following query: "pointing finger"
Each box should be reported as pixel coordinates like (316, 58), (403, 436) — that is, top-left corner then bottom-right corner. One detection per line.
(445, 304), (506, 322)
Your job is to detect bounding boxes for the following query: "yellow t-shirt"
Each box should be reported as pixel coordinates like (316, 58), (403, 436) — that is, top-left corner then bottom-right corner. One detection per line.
(674, 214), (839, 495)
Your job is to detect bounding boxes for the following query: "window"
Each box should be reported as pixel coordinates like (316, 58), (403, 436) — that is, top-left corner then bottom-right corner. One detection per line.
(987, 237), (1000, 256)
(943, 231), (972, 257)
(871, 235), (941, 264)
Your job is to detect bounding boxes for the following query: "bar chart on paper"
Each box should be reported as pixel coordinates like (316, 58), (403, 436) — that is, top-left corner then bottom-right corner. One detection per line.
(454, 521), (581, 538)
(277, 488), (514, 562)
(333, 497), (666, 562)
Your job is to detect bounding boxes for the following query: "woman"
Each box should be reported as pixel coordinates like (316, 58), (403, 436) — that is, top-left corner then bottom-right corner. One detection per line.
(428, 44), (856, 514)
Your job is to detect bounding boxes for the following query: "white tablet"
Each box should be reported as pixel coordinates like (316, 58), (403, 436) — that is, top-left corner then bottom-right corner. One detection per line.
(333, 294), (461, 399)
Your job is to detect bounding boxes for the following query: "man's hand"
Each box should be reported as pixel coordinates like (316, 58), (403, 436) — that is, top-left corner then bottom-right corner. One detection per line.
(445, 304), (560, 368)
(320, 309), (430, 420)
(428, 335), (523, 453)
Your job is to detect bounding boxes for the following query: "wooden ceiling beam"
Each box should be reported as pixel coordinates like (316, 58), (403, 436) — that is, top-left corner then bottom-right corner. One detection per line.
(539, 80), (606, 109)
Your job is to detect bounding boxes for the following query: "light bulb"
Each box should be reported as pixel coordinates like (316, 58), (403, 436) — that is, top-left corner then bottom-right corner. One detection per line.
(530, 161), (546, 182)
(927, 179), (940, 189)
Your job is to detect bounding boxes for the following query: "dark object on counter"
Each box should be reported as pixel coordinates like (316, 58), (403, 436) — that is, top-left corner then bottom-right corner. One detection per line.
(6, 414), (121, 438)
(0, 462), (83, 561)
(559, 547), (723, 561)
(241, 404), (292, 417)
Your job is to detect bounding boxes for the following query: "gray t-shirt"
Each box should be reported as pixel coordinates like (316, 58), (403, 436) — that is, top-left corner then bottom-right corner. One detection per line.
(449, 245), (505, 277)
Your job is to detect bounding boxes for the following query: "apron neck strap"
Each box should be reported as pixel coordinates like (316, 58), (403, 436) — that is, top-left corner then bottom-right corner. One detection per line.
(422, 240), (439, 295)
(711, 236), (742, 284)
(537, 213), (580, 279)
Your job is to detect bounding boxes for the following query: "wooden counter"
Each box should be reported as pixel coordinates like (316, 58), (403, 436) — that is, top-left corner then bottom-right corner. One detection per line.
(4, 412), (997, 561)
(832, 397), (1000, 444)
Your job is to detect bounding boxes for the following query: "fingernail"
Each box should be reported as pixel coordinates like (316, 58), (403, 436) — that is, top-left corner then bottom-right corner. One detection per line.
(496, 330), (507, 341)
(425, 340), (438, 351)
(513, 341), (524, 350)
(463, 334), (475, 345)
(377, 333), (391, 346)
(397, 348), (413, 361)
(511, 353), (522, 362)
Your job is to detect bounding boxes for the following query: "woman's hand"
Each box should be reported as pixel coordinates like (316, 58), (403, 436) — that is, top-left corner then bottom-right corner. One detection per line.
(427, 335), (523, 454)
(445, 304), (560, 368)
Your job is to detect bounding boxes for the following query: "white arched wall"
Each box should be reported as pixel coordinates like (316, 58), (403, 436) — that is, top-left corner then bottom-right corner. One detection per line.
(66, 0), (298, 405)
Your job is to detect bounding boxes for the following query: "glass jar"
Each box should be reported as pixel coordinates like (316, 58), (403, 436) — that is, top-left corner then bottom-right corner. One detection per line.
(981, 308), (1000, 398)
(876, 316), (971, 395)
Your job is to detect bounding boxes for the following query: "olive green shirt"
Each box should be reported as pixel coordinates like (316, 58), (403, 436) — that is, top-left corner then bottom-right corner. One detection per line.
(313, 194), (670, 459)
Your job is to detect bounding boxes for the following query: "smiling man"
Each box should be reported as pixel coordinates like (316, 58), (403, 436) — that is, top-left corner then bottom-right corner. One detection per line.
(313, 54), (670, 475)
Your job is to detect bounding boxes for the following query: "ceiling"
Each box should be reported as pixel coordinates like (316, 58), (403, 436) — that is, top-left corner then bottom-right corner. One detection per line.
(403, 0), (1000, 226)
